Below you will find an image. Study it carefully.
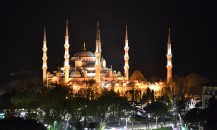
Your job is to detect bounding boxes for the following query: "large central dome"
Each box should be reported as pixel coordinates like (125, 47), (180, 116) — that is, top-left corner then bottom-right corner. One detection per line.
(73, 50), (95, 57)
(71, 49), (96, 62)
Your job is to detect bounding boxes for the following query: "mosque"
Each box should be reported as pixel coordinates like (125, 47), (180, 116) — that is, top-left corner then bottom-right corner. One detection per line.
(42, 20), (173, 97)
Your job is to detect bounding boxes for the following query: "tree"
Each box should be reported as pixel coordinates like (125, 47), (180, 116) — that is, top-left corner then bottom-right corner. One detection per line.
(145, 101), (169, 128)
(204, 97), (217, 129)
(82, 79), (99, 100)
(11, 91), (42, 119)
(142, 87), (152, 103)
(184, 108), (205, 129)
(41, 85), (71, 129)
(82, 99), (98, 128)
(177, 96), (187, 114)
(150, 90), (155, 102)
(95, 90), (116, 124)
(156, 93), (172, 109)
(68, 96), (85, 120)
(109, 93), (131, 125)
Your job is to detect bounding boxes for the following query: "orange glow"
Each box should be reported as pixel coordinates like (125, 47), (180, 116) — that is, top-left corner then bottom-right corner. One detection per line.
(149, 84), (160, 91)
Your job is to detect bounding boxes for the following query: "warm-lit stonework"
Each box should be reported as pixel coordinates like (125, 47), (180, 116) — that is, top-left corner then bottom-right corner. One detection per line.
(42, 20), (172, 98)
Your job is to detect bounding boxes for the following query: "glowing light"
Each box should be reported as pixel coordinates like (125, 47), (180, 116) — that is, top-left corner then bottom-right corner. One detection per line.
(0, 113), (5, 119)
(20, 111), (26, 117)
(115, 83), (119, 87)
(105, 83), (110, 88)
(149, 84), (160, 91)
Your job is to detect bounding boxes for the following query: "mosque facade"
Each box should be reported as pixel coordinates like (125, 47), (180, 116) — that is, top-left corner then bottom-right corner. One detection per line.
(42, 20), (172, 97)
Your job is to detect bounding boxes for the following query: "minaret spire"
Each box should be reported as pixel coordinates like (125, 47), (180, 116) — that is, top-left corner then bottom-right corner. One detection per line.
(65, 19), (69, 36)
(166, 28), (172, 84)
(64, 19), (70, 84)
(95, 22), (101, 52)
(83, 42), (86, 50)
(125, 25), (128, 41)
(124, 25), (129, 80)
(95, 22), (101, 83)
(99, 30), (102, 52)
(42, 27), (48, 85)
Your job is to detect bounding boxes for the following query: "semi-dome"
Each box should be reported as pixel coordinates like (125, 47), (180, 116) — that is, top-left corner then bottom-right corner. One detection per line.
(70, 70), (82, 78)
(73, 50), (95, 57)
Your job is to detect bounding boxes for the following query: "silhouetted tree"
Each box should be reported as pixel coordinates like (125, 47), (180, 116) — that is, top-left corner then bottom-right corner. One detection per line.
(146, 87), (151, 99)
(41, 85), (71, 128)
(204, 97), (217, 129)
(156, 93), (172, 110)
(144, 101), (169, 128)
(82, 79), (99, 100)
(184, 108), (205, 129)
(150, 90), (155, 102)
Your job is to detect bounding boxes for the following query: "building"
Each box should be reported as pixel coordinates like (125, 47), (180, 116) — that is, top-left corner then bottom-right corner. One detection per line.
(42, 21), (129, 90)
(201, 82), (217, 109)
(42, 20), (172, 96)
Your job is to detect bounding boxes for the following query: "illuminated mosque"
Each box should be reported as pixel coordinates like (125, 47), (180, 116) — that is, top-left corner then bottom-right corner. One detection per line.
(42, 20), (173, 97)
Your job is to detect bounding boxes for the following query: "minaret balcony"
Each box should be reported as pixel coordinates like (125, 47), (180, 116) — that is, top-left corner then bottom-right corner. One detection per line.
(42, 66), (47, 69)
(64, 44), (70, 48)
(42, 57), (47, 60)
(167, 54), (172, 58)
(64, 55), (70, 59)
(124, 47), (129, 49)
(124, 57), (129, 60)
(42, 48), (47, 51)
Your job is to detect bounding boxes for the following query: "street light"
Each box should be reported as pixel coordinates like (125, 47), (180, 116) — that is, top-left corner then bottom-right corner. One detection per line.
(147, 113), (150, 129)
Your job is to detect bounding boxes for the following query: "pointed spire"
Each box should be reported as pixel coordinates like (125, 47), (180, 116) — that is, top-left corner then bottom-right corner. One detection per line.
(99, 30), (102, 52)
(66, 19), (68, 36)
(168, 28), (171, 45)
(43, 27), (46, 41)
(96, 21), (100, 40)
(83, 42), (86, 50)
(99, 30), (101, 41)
(125, 25), (128, 41)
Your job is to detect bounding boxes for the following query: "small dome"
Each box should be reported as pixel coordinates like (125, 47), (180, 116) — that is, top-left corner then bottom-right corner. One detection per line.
(70, 70), (82, 78)
(73, 50), (95, 57)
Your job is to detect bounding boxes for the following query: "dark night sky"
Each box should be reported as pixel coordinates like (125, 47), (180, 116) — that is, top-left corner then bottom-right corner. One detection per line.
(1, 0), (217, 82)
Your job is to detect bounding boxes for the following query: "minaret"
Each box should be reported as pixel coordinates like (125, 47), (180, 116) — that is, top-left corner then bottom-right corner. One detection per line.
(166, 28), (172, 84)
(64, 20), (70, 84)
(95, 22), (101, 83)
(83, 42), (86, 50)
(42, 27), (48, 84)
(124, 25), (129, 80)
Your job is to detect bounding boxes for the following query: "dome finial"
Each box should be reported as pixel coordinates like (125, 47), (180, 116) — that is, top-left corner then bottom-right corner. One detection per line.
(83, 42), (86, 50)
